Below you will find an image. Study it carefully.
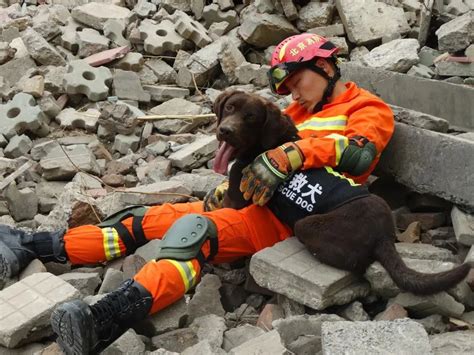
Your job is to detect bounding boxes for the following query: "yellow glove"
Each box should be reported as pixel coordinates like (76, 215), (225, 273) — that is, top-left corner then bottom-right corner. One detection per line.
(203, 180), (229, 211)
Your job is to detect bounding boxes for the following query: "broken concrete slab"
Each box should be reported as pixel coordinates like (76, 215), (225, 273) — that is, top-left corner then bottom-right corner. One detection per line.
(250, 237), (370, 310)
(102, 329), (146, 355)
(71, 2), (134, 31)
(362, 38), (420, 73)
(0, 272), (80, 348)
(228, 329), (286, 355)
(4, 134), (32, 159)
(238, 12), (298, 48)
(114, 52), (145, 72)
(56, 108), (100, 132)
(77, 28), (110, 58)
(21, 27), (66, 66)
(59, 272), (101, 296)
(222, 324), (265, 352)
(321, 319), (432, 355)
(435, 61), (474, 77)
(39, 144), (101, 180)
(296, 1), (335, 31)
(112, 69), (150, 102)
(377, 122), (474, 210)
(144, 85), (189, 102)
(168, 135), (218, 170)
(187, 274), (225, 324)
(436, 11), (474, 53)
(390, 105), (449, 132)
(430, 330), (474, 354)
(341, 62), (474, 130)
(390, 291), (465, 318)
(335, 0), (410, 45)
(112, 181), (191, 207)
(4, 182), (38, 222)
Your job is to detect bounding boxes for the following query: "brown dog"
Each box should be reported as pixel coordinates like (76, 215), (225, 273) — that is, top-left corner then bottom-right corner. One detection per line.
(212, 90), (470, 295)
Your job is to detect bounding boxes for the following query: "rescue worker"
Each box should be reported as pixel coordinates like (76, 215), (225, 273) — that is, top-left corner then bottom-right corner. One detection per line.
(0, 33), (394, 354)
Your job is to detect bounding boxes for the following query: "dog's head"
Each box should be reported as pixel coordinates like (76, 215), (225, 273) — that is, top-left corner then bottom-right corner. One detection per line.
(212, 90), (299, 174)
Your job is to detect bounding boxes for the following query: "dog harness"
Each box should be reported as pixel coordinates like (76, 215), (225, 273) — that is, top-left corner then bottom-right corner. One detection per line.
(267, 166), (370, 229)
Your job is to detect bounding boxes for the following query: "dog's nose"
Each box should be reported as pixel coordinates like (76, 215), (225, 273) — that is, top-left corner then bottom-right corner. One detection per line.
(218, 125), (233, 137)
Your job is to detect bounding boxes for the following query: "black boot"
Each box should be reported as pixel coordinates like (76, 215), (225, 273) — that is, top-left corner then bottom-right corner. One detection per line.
(51, 279), (153, 355)
(0, 225), (66, 282)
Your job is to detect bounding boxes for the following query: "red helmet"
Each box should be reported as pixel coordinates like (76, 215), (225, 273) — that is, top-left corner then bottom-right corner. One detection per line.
(268, 33), (339, 95)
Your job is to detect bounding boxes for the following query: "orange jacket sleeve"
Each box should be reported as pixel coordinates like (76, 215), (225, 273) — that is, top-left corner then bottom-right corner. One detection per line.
(294, 98), (394, 172)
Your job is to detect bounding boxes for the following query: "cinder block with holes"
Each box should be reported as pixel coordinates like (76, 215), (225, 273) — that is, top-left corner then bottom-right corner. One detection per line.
(202, 3), (239, 30)
(0, 92), (50, 139)
(174, 10), (212, 48)
(63, 60), (112, 101)
(103, 19), (130, 47)
(138, 19), (186, 55)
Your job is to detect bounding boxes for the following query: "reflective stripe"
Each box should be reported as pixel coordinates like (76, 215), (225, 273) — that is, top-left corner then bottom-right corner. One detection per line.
(296, 115), (348, 131)
(262, 153), (287, 180)
(102, 227), (121, 261)
(167, 260), (197, 292)
(324, 166), (359, 186)
(327, 133), (349, 165)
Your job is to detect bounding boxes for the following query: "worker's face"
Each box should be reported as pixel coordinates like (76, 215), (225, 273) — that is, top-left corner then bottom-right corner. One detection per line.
(285, 61), (329, 112)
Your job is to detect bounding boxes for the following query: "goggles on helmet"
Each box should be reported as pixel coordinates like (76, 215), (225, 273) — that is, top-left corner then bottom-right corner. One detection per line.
(267, 60), (312, 95)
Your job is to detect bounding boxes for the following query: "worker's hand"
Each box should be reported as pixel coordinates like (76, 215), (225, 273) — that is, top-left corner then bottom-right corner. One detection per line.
(203, 180), (229, 211)
(240, 142), (304, 206)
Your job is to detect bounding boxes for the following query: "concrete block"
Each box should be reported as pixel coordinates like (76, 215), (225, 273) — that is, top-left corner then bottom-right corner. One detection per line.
(249, 238), (370, 310)
(114, 181), (191, 206)
(144, 85), (189, 102)
(435, 11), (474, 53)
(98, 268), (124, 294)
(218, 41), (246, 84)
(391, 291), (465, 318)
(407, 63), (435, 79)
(376, 122), (474, 209)
(187, 274), (225, 324)
(217, 0), (234, 11)
(56, 108), (100, 132)
(174, 10), (212, 48)
(362, 38), (420, 73)
(169, 135), (218, 170)
(191, 0), (206, 19)
(21, 28), (66, 66)
(202, 4), (239, 31)
(280, 0), (298, 21)
(308, 24), (345, 37)
(189, 314), (226, 350)
(435, 61), (474, 77)
(39, 144), (101, 180)
(0, 57), (37, 87)
(112, 69), (150, 102)
(296, 1), (335, 31)
(335, 0), (410, 45)
(144, 59), (176, 84)
(321, 319), (432, 355)
(77, 28), (110, 58)
(341, 63), (474, 130)
(0, 92), (50, 139)
(223, 324), (264, 352)
(452, 206), (474, 246)
(114, 52), (144, 72)
(430, 330), (474, 354)
(4, 134), (32, 159)
(102, 329), (146, 355)
(112, 134), (140, 154)
(139, 19), (186, 56)
(71, 3), (134, 31)
(0, 272), (80, 348)
(133, 0), (157, 18)
(390, 105), (449, 132)
(103, 19), (130, 48)
(63, 60), (112, 101)
(136, 297), (187, 337)
(4, 183), (38, 222)
(161, 0), (192, 12)
(229, 329), (286, 355)
(238, 12), (298, 48)
(20, 75), (45, 98)
(59, 272), (101, 296)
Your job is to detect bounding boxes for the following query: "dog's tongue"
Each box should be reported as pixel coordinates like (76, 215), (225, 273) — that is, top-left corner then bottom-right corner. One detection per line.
(213, 142), (236, 174)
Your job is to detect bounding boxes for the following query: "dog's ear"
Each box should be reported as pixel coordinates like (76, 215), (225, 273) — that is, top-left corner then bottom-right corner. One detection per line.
(213, 90), (239, 125)
(261, 101), (299, 150)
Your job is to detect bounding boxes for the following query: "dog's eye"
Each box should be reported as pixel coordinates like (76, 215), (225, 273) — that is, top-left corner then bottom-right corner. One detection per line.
(224, 104), (233, 112)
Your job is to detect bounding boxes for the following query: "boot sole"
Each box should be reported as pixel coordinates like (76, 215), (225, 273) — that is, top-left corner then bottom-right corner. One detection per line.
(0, 241), (19, 283)
(51, 300), (96, 355)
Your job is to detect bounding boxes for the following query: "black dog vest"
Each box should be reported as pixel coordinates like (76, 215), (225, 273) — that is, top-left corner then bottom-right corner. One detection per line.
(268, 167), (370, 229)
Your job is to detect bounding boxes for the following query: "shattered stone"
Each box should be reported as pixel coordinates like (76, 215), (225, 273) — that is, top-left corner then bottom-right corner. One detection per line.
(145, 59), (177, 84)
(170, 171), (226, 199)
(112, 69), (150, 102)
(187, 274), (225, 324)
(152, 328), (199, 353)
(168, 135), (218, 170)
(339, 300), (370, 321)
(407, 63), (436, 79)
(222, 324), (265, 352)
(296, 1), (335, 31)
(228, 329), (286, 355)
(336, 0), (410, 45)
(71, 2), (134, 31)
(391, 291), (465, 318)
(144, 85), (189, 103)
(77, 28), (110, 58)
(112, 134), (140, 154)
(430, 330), (474, 354)
(451, 206), (474, 246)
(436, 11), (474, 53)
(362, 39), (420, 73)
(218, 41), (246, 84)
(59, 272), (101, 296)
(415, 314), (449, 335)
(102, 329), (146, 355)
(21, 27), (66, 66)
(4, 182), (38, 222)
(374, 302), (408, 321)
(435, 61), (474, 77)
(4, 134), (32, 159)
(56, 108), (100, 132)
(113, 181), (191, 206)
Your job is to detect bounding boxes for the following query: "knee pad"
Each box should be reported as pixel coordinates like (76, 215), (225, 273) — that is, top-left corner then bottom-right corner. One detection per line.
(157, 214), (218, 263)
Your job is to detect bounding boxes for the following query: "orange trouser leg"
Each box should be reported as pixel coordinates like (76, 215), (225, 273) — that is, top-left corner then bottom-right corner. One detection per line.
(64, 201), (205, 265)
(134, 204), (292, 314)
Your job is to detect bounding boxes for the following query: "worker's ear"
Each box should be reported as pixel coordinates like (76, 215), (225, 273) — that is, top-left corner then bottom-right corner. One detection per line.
(315, 58), (330, 75)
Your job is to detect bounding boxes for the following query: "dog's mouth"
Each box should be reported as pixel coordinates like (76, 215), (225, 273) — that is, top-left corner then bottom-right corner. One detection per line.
(213, 141), (237, 175)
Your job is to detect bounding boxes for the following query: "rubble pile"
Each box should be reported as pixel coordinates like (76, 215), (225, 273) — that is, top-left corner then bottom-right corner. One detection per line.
(0, 0), (473, 353)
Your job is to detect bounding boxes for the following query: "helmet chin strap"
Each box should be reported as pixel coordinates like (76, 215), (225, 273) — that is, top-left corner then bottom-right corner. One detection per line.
(308, 60), (341, 113)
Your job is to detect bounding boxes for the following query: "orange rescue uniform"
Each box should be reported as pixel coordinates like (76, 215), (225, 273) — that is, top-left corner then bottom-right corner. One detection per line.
(63, 82), (394, 314)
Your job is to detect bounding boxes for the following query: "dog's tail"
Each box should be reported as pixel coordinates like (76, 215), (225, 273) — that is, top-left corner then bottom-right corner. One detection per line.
(374, 238), (471, 295)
